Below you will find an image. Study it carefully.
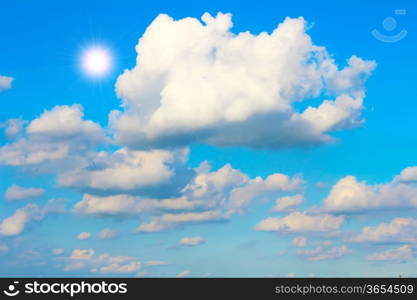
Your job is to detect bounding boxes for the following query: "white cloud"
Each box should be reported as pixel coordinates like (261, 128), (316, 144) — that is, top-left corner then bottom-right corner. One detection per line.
(273, 194), (304, 212)
(179, 236), (206, 247)
(292, 236), (307, 247)
(228, 174), (303, 214)
(97, 228), (117, 240)
(0, 104), (106, 166)
(350, 218), (417, 243)
(0, 199), (65, 236)
(0, 75), (13, 92)
(323, 172), (417, 212)
(72, 162), (301, 232)
(136, 210), (225, 233)
(367, 245), (413, 262)
(297, 245), (352, 261)
(64, 251), (144, 275)
(254, 212), (344, 233)
(99, 261), (141, 274)
(70, 249), (95, 260)
(395, 166), (417, 183)
(144, 260), (167, 266)
(111, 13), (375, 149)
(176, 270), (191, 278)
(77, 232), (91, 240)
(4, 184), (45, 201)
(58, 148), (191, 196)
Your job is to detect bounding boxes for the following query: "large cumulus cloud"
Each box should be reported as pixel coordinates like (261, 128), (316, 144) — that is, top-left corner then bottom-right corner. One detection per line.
(111, 12), (375, 149)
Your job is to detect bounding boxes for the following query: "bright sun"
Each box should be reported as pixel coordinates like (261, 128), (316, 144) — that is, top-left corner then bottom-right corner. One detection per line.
(81, 47), (112, 77)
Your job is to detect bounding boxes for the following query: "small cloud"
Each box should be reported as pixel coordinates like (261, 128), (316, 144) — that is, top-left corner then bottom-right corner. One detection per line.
(179, 236), (206, 247)
(70, 248), (94, 260)
(176, 270), (191, 278)
(0, 75), (14, 92)
(4, 184), (45, 201)
(77, 232), (91, 240)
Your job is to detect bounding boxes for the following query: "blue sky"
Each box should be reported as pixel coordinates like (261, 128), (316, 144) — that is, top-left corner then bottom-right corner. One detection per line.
(0, 0), (416, 277)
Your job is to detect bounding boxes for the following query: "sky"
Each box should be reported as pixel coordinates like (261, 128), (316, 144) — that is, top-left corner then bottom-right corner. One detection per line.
(0, 0), (416, 277)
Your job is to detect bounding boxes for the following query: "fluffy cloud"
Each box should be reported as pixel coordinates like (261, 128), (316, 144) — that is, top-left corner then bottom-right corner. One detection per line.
(254, 212), (344, 233)
(72, 162), (301, 232)
(323, 170), (417, 212)
(64, 250), (143, 275)
(111, 12), (375, 149)
(58, 148), (192, 197)
(70, 248), (95, 260)
(292, 236), (307, 247)
(350, 218), (417, 243)
(0, 104), (106, 166)
(97, 228), (117, 240)
(4, 185), (45, 201)
(367, 245), (413, 262)
(297, 245), (352, 261)
(0, 199), (65, 236)
(228, 174), (302, 214)
(0, 75), (13, 92)
(273, 194), (304, 212)
(77, 232), (91, 240)
(179, 236), (206, 247)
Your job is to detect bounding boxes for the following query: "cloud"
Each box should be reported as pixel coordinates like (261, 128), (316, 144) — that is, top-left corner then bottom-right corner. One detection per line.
(176, 270), (191, 278)
(272, 194), (304, 212)
(4, 185), (45, 201)
(323, 171), (417, 212)
(179, 236), (206, 247)
(72, 162), (301, 232)
(297, 245), (352, 261)
(97, 228), (117, 240)
(136, 210), (225, 233)
(77, 232), (91, 240)
(64, 251), (143, 275)
(111, 12), (375, 149)
(0, 104), (106, 166)
(0, 75), (13, 92)
(292, 236), (307, 247)
(58, 148), (192, 197)
(228, 173), (303, 214)
(349, 218), (417, 243)
(254, 212), (344, 233)
(367, 245), (413, 262)
(144, 260), (167, 266)
(70, 249), (95, 260)
(99, 261), (141, 274)
(0, 199), (65, 236)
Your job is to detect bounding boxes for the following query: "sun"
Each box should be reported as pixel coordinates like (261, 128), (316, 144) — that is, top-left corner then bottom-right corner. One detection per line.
(81, 46), (112, 78)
